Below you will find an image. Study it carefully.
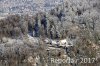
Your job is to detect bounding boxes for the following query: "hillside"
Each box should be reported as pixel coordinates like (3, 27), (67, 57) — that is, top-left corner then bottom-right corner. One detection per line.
(0, 0), (100, 66)
(0, 0), (64, 14)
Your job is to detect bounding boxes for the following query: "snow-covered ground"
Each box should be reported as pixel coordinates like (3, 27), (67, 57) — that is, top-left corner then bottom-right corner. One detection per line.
(44, 38), (74, 48)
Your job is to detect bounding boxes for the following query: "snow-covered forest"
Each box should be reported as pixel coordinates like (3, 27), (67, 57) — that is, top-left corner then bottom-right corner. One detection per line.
(0, 0), (100, 66)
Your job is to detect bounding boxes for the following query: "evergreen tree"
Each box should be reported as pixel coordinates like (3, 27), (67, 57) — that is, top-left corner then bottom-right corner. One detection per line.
(41, 15), (47, 29)
(28, 22), (33, 37)
(34, 17), (39, 37)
